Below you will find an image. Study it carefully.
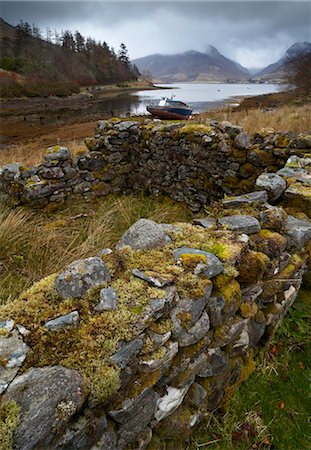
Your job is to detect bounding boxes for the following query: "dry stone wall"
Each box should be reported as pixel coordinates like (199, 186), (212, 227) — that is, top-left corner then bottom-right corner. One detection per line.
(1, 119), (311, 211)
(1, 192), (311, 449)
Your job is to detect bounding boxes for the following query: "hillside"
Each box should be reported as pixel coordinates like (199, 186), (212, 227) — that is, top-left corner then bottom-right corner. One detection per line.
(133, 45), (250, 82)
(254, 41), (311, 81)
(0, 18), (139, 97)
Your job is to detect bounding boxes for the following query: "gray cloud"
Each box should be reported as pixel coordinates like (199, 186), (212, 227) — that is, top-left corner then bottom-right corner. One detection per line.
(1, 1), (310, 68)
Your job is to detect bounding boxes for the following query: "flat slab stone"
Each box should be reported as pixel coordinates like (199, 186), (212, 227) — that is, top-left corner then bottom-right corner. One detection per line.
(44, 311), (79, 331)
(109, 388), (157, 447)
(173, 247), (224, 278)
(55, 256), (111, 299)
(193, 218), (217, 229)
(222, 191), (268, 208)
(285, 215), (311, 249)
(255, 173), (287, 202)
(2, 366), (87, 450)
(116, 219), (171, 251)
(0, 330), (29, 394)
(219, 215), (261, 234)
(132, 269), (172, 288)
(110, 338), (144, 369)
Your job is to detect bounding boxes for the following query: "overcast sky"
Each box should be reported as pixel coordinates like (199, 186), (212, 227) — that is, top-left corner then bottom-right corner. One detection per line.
(1, 1), (310, 68)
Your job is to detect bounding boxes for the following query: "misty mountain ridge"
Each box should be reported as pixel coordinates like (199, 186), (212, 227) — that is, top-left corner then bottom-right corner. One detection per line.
(133, 46), (250, 83)
(134, 42), (311, 83)
(255, 41), (311, 80)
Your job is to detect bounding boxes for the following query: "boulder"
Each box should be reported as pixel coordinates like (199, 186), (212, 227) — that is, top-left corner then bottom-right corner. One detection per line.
(173, 247), (223, 278)
(285, 215), (311, 250)
(255, 173), (286, 202)
(94, 288), (118, 312)
(116, 219), (171, 251)
(219, 215), (261, 234)
(44, 311), (79, 331)
(222, 191), (268, 208)
(55, 257), (111, 299)
(2, 366), (87, 450)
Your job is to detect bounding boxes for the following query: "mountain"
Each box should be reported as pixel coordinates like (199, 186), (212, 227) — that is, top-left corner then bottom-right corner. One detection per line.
(133, 46), (250, 82)
(255, 42), (311, 81)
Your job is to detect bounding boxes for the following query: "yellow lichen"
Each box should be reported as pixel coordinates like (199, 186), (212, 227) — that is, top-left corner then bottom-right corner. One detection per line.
(0, 400), (20, 450)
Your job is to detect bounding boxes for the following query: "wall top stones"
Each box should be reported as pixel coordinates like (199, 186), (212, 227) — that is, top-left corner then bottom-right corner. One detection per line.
(1, 119), (311, 211)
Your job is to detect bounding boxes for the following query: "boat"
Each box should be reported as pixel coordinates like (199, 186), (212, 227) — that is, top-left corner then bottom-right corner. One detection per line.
(147, 95), (193, 120)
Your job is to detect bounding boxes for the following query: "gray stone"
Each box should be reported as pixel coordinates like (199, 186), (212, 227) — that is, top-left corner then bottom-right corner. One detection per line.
(44, 146), (71, 162)
(173, 247), (224, 278)
(2, 366), (87, 450)
(241, 285), (263, 302)
(94, 288), (118, 311)
(111, 338), (144, 369)
(44, 311), (79, 331)
(139, 342), (178, 373)
(55, 256), (111, 299)
(234, 132), (250, 149)
(193, 217), (217, 229)
(172, 311), (210, 347)
(222, 190), (268, 208)
(185, 382), (207, 408)
(206, 296), (226, 328)
(219, 215), (261, 234)
(1, 163), (22, 181)
(0, 319), (15, 334)
(55, 413), (109, 450)
(92, 426), (117, 450)
(116, 219), (171, 251)
(109, 388), (157, 447)
(255, 173), (286, 202)
(135, 287), (177, 333)
(148, 330), (172, 351)
(197, 348), (229, 377)
(0, 330), (29, 394)
(77, 152), (105, 171)
(114, 121), (139, 132)
(132, 268), (172, 288)
(40, 166), (65, 180)
(285, 215), (311, 249)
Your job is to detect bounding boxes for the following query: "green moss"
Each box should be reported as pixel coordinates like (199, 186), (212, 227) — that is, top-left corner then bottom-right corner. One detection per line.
(149, 318), (173, 334)
(238, 251), (269, 284)
(240, 302), (258, 319)
(0, 400), (20, 450)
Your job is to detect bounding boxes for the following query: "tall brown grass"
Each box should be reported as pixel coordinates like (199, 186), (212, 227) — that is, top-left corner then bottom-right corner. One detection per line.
(0, 139), (87, 167)
(0, 195), (190, 304)
(209, 103), (311, 134)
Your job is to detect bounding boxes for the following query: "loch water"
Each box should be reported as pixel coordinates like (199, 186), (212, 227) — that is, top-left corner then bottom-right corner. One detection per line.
(130, 82), (280, 115)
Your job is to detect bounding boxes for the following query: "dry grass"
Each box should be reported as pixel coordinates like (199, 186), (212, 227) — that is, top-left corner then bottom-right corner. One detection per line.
(208, 103), (311, 134)
(0, 194), (191, 304)
(0, 139), (87, 167)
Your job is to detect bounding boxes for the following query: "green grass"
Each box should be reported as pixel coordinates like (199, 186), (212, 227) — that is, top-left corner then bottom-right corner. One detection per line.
(191, 289), (311, 450)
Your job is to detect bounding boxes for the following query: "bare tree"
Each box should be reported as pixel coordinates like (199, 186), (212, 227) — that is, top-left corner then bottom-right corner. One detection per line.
(284, 53), (311, 96)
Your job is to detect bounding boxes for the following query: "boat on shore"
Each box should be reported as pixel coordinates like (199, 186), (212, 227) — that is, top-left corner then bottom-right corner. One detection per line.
(147, 96), (193, 120)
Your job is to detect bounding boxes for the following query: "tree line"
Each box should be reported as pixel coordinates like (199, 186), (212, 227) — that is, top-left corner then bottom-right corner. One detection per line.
(0, 20), (140, 97)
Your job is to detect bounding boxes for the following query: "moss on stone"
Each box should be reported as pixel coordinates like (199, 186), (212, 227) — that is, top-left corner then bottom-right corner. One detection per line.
(0, 400), (20, 450)
(240, 302), (258, 319)
(238, 251), (269, 284)
(250, 229), (287, 258)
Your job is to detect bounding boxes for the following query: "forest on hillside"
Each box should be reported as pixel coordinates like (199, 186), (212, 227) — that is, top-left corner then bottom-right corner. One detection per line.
(0, 20), (140, 97)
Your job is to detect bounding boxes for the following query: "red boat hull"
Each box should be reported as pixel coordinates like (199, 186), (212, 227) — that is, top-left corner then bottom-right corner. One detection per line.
(147, 106), (192, 120)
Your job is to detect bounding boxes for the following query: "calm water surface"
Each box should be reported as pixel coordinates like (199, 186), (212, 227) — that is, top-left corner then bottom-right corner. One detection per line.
(130, 83), (279, 115)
